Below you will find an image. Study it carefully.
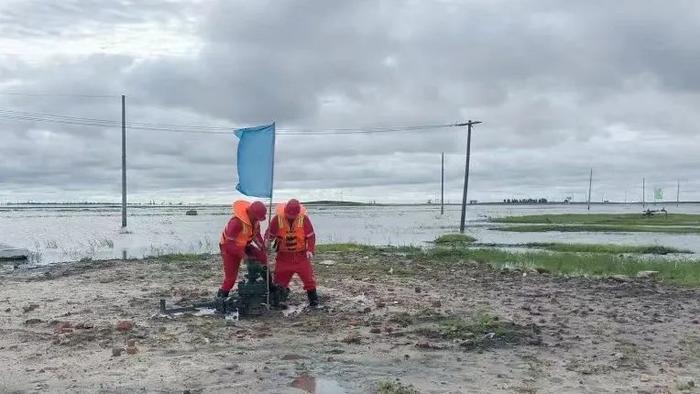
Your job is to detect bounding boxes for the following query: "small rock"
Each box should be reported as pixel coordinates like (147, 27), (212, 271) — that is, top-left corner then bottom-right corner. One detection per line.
(415, 341), (434, 349)
(363, 307), (372, 314)
(127, 339), (136, 347)
(369, 328), (381, 334)
(4, 308), (10, 312)
(318, 260), (336, 266)
(387, 288), (395, 292)
(404, 354), (410, 360)
(126, 346), (138, 355)
(375, 302), (386, 308)
(53, 321), (73, 333)
(640, 374), (651, 382)
(116, 320), (134, 332)
(281, 354), (307, 360)
(75, 322), (94, 330)
(692, 319), (699, 324)
(341, 334), (362, 345)
(384, 327), (394, 333)
(610, 275), (630, 282)
(431, 300), (442, 308)
(112, 347), (123, 357)
(676, 376), (695, 390)
(636, 270), (659, 279)
(327, 357), (336, 362)
(414, 287), (422, 293)
(613, 352), (625, 360)
(24, 319), (43, 325)
(22, 304), (40, 313)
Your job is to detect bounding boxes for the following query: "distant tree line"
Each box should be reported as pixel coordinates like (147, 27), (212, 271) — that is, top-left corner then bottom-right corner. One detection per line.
(503, 198), (549, 204)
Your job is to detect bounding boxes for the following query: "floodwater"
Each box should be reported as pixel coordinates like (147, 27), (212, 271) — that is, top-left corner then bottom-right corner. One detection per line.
(1, 203), (699, 265)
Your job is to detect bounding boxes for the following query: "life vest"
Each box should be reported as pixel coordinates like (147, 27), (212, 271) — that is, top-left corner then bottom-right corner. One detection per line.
(219, 200), (258, 247)
(275, 203), (307, 252)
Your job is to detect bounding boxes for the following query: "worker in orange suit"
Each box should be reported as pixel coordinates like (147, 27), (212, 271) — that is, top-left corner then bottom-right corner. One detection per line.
(265, 199), (319, 307)
(216, 200), (268, 298)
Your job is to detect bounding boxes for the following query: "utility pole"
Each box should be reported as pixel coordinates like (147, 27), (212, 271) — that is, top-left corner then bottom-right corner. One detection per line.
(440, 152), (445, 215)
(677, 179), (680, 207)
(642, 178), (645, 208)
(121, 95), (127, 228)
(459, 120), (482, 233)
(587, 168), (592, 211)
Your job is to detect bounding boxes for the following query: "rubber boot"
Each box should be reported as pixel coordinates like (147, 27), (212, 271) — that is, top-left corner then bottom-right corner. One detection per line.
(216, 288), (229, 299)
(307, 289), (319, 308)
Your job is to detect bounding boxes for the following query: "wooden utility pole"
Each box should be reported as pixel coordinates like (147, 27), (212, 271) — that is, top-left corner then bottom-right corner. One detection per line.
(642, 178), (645, 208)
(587, 168), (592, 211)
(121, 95), (127, 228)
(459, 120), (482, 233)
(440, 152), (445, 215)
(677, 179), (680, 207)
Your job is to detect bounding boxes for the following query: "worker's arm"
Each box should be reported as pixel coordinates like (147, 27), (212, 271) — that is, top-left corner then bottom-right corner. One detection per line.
(304, 216), (316, 253)
(222, 217), (242, 243)
(265, 218), (279, 244)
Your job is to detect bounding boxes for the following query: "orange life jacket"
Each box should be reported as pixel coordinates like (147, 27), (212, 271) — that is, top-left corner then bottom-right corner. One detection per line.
(219, 200), (258, 247)
(275, 203), (307, 252)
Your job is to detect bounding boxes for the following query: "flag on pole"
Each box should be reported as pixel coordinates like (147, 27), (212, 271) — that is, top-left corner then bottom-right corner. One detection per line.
(234, 123), (275, 198)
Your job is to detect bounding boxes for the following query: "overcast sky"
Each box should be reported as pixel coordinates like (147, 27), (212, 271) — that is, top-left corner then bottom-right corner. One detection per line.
(1, 0), (699, 204)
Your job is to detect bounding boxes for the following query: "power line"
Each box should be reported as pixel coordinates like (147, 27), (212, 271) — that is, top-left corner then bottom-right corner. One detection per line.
(0, 92), (118, 98)
(0, 107), (464, 135)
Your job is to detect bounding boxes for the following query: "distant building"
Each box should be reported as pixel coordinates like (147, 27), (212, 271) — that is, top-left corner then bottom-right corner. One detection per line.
(469, 200), (478, 204)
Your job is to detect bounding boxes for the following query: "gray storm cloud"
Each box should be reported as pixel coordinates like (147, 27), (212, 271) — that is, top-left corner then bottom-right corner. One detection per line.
(1, 0), (699, 203)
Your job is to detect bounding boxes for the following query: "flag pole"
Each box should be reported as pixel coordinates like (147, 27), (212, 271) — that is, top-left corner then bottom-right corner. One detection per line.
(266, 122), (276, 309)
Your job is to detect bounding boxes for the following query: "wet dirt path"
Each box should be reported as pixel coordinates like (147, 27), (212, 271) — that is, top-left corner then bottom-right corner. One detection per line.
(1, 252), (698, 393)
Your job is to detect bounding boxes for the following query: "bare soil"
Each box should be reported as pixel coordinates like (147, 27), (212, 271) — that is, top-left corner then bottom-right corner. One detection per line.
(0, 250), (698, 393)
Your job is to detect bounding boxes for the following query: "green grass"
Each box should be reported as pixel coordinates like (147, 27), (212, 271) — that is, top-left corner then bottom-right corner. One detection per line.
(493, 224), (700, 234)
(423, 247), (700, 286)
(492, 213), (700, 226)
(434, 233), (477, 245)
(525, 243), (691, 255)
(316, 243), (421, 254)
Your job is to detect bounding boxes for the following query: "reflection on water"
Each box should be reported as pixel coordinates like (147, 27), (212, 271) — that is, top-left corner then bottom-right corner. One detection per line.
(2, 203), (700, 265)
(290, 374), (346, 394)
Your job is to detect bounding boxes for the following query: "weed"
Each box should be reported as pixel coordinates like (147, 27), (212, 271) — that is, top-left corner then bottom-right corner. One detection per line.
(434, 233), (477, 246)
(375, 381), (420, 394)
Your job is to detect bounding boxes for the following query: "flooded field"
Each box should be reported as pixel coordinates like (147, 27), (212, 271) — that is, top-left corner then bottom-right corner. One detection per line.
(2, 203), (700, 265)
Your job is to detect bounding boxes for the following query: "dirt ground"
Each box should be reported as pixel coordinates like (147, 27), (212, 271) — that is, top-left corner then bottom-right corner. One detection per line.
(0, 249), (698, 394)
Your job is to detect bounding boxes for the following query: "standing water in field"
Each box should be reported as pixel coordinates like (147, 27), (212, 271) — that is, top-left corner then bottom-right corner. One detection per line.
(2, 203), (700, 265)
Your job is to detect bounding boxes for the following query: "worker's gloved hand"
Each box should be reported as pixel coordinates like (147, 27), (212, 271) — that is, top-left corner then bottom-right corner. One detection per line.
(306, 251), (314, 261)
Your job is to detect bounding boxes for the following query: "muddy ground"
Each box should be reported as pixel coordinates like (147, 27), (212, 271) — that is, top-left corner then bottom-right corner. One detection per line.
(0, 249), (698, 393)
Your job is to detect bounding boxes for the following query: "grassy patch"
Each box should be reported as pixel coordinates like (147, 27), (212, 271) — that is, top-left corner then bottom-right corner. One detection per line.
(316, 243), (420, 254)
(375, 381), (420, 394)
(491, 213), (700, 234)
(398, 309), (541, 350)
(493, 224), (700, 234)
(434, 233), (477, 246)
(424, 247), (700, 286)
(492, 213), (700, 226)
(525, 243), (691, 255)
(154, 253), (213, 263)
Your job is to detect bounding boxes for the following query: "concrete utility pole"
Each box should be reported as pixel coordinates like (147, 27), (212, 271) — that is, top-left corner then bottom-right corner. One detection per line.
(459, 120), (482, 233)
(587, 168), (593, 211)
(121, 95), (127, 228)
(440, 152), (445, 215)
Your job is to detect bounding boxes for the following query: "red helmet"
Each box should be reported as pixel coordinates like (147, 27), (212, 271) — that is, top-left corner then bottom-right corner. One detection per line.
(247, 201), (267, 221)
(284, 199), (301, 218)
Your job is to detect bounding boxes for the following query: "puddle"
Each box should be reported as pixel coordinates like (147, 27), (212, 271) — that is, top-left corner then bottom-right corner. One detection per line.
(290, 374), (346, 394)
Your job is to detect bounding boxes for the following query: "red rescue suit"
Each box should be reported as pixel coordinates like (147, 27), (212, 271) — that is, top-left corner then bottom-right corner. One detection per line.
(219, 201), (267, 292)
(266, 203), (317, 291)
